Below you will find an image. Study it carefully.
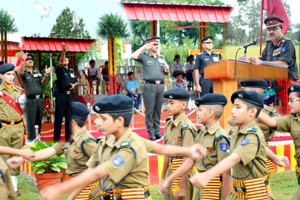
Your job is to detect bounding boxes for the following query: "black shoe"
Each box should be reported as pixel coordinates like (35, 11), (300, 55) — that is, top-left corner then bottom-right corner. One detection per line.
(15, 191), (21, 197)
(155, 133), (163, 139)
(149, 136), (156, 140)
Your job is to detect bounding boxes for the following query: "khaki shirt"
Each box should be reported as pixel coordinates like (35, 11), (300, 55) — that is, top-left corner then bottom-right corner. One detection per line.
(0, 84), (23, 119)
(52, 127), (96, 177)
(230, 120), (268, 180)
(163, 112), (196, 147)
(195, 122), (230, 171)
(0, 157), (16, 200)
(101, 128), (149, 190)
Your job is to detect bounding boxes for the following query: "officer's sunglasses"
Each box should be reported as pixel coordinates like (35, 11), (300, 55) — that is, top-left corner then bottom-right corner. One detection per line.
(26, 58), (33, 61)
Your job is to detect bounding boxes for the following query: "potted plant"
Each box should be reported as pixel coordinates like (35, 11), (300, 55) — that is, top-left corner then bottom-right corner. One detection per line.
(30, 142), (67, 190)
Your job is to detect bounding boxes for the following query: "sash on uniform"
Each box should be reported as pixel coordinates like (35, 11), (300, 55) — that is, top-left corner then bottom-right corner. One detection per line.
(1, 92), (22, 115)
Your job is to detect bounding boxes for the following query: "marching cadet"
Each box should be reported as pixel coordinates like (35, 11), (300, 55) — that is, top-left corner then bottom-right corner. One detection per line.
(232, 80), (283, 181)
(0, 121), (35, 200)
(159, 93), (231, 200)
(189, 90), (271, 199)
(160, 88), (196, 200)
(0, 63), (24, 196)
(257, 84), (300, 200)
(7, 102), (99, 200)
(39, 94), (207, 200)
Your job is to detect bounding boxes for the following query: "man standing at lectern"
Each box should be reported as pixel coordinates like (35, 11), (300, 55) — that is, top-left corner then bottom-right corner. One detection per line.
(249, 16), (298, 81)
(194, 36), (221, 95)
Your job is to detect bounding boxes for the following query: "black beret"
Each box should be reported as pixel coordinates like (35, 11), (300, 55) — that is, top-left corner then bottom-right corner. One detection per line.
(0, 63), (15, 74)
(93, 94), (133, 114)
(264, 16), (284, 28)
(71, 102), (90, 121)
(195, 93), (227, 107)
(146, 36), (160, 43)
(176, 72), (185, 77)
(240, 79), (268, 89)
(231, 90), (264, 108)
(201, 36), (213, 43)
(288, 84), (300, 95)
(163, 88), (190, 101)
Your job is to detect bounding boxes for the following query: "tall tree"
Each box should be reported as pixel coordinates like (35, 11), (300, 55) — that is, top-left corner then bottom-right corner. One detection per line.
(50, 7), (90, 38)
(0, 9), (18, 63)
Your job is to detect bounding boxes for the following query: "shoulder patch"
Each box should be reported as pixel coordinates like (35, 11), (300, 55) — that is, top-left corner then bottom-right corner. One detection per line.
(181, 124), (188, 129)
(241, 138), (250, 146)
(112, 155), (125, 167)
(220, 142), (229, 152)
(246, 127), (257, 133)
(120, 141), (130, 147)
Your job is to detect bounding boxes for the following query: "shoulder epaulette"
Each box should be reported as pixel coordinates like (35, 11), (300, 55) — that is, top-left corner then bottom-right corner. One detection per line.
(120, 141), (131, 147)
(81, 137), (97, 156)
(246, 127), (257, 134)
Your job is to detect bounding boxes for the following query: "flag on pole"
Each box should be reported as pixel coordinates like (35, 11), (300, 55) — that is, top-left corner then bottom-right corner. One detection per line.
(262, 0), (290, 34)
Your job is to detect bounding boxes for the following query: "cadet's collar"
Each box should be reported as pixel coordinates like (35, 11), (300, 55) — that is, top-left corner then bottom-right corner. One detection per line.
(238, 120), (257, 134)
(105, 135), (116, 148)
(202, 121), (221, 135)
(148, 51), (158, 58)
(172, 112), (186, 127)
(72, 126), (88, 143)
(114, 128), (133, 148)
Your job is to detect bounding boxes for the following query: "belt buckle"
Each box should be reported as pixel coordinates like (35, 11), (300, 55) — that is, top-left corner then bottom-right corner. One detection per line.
(10, 121), (15, 125)
(155, 80), (160, 85)
(35, 95), (40, 99)
(66, 91), (71, 95)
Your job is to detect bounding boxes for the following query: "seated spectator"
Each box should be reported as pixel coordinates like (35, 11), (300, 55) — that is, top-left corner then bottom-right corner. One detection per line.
(87, 59), (100, 94)
(184, 55), (194, 90)
(100, 61), (109, 82)
(43, 96), (53, 123)
(172, 54), (185, 78)
(172, 72), (188, 90)
(125, 71), (142, 110)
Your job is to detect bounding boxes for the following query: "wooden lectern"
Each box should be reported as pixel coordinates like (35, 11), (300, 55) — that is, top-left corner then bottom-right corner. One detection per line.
(204, 59), (288, 128)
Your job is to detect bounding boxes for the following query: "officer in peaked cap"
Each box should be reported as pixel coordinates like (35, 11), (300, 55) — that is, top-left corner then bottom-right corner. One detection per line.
(201, 36), (213, 43)
(264, 16), (284, 29)
(231, 90), (264, 109)
(163, 87), (190, 101)
(131, 35), (169, 140)
(194, 35), (220, 96)
(240, 79), (268, 89)
(93, 94), (133, 114)
(0, 63), (15, 74)
(195, 93), (227, 107)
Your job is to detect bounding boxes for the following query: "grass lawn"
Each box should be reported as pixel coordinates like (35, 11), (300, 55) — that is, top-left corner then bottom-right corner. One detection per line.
(18, 170), (298, 200)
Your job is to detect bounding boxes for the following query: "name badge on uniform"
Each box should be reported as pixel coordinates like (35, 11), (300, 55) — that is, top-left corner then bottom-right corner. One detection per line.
(70, 73), (75, 78)
(146, 60), (153, 65)
(157, 58), (166, 64)
(33, 74), (39, 78)
(213, 57), (219, 62)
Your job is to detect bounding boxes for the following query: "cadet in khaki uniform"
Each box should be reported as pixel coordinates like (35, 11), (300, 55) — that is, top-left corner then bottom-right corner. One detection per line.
(0, 64), (24, 196)
(160, 93), (231, 200)
(39, 94), (151, 200)
(190, 90), (272, 199)
(7, 102), (99, 200)
(258, 84), (300, 200)
(0, 120), (35, 200)
(231, 80), (282, 178)
(161, 88), (196, 200)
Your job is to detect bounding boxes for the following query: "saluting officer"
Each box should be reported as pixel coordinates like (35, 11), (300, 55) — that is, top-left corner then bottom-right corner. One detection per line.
(194, 36), (220, 95)
(131, 36), (170, 140)
(17, 52), (54, 143)
(54, 43), (78, 142)
(0, 64), (24, 196)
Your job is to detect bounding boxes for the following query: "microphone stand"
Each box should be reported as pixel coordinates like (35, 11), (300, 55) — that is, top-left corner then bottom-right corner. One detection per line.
(243, 47), (248, 59)
(234, 47), (243, 79)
